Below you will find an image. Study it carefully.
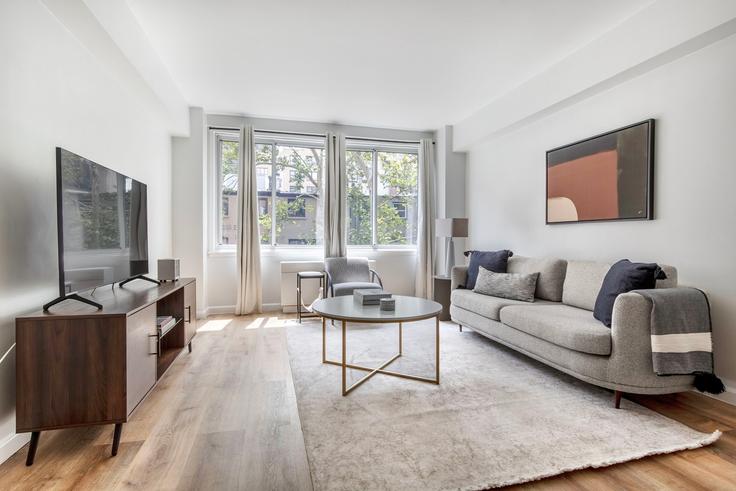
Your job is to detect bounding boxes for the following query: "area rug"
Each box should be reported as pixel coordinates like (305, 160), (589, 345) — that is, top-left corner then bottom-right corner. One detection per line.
(285, 319), (720, 490)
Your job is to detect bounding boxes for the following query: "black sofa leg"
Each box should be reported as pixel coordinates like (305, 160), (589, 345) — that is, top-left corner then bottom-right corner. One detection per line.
(459, 324), (463, 332)
(614, 390), (623, 409)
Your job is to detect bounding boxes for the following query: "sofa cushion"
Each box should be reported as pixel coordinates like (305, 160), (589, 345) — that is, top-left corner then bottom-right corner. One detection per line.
(593, 259), (667, 327)
(451, 289), (551, 321)
(500, 304), (612, 355)
(562, 261), (611, 311)
(563, 260), (679, 311)
(463, 250), (513, 290)
(474, 267), (539, 302)
(508, 256), (567, 301)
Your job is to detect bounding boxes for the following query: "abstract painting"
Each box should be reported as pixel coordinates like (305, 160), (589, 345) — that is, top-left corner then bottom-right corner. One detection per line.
(546, 120), (654, 224)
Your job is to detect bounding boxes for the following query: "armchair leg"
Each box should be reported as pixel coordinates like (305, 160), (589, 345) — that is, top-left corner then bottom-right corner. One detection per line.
(459, 324), (463, 332)
(614, 390), (623, 409)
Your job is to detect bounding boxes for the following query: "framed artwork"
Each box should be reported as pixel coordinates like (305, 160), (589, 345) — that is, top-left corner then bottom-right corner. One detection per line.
(546, 119), (654, 224)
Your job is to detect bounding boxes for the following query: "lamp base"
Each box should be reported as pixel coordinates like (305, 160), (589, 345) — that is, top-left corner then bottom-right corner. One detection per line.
(445, 237), (455, 278)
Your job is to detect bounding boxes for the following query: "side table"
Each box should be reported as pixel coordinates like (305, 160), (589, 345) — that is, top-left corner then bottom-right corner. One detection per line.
(297, 271), (325, 323)
(433, 275), (451, 321)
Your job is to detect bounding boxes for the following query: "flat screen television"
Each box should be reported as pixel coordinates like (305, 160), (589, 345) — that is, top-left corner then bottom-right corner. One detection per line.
(55, 147), (149, 296)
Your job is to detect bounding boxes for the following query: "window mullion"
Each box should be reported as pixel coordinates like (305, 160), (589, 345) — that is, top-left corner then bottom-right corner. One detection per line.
(371, 149), (377, 248)
(271, 143), (277, 246)
(216, 136), (224, 247)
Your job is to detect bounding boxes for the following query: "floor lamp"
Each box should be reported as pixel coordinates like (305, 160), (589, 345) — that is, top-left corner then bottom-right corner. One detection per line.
(436, 218), (468, 278)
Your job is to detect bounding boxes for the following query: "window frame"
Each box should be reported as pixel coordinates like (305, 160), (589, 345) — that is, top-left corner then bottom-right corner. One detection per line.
(345, 141), (419, 250)
(211, 130), (240, 253)
(255, 133), (326, 248)
(209, 130), (420, 254)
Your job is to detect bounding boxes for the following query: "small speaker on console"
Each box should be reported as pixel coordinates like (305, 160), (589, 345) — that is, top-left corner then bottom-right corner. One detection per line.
(157, 258), (180, 282)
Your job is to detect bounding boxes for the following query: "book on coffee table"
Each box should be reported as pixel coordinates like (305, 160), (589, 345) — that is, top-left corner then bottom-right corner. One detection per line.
(353, 289), (392, 305)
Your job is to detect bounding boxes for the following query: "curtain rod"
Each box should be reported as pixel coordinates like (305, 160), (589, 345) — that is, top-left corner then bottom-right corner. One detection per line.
(208, 126), (434, 144)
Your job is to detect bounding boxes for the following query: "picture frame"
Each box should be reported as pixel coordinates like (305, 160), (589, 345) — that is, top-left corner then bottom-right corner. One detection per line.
(545, 119), (655, 224)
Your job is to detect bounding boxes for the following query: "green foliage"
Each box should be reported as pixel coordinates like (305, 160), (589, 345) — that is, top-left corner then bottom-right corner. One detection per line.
(227, 140), (418, 247)
(347, 150), (418, 245)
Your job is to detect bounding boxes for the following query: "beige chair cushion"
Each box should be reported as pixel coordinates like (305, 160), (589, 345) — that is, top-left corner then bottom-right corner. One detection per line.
(451, 289), (552, 321)
(500, 304), (612, 355)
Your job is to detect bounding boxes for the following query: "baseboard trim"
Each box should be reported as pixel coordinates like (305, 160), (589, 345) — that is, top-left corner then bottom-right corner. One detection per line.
(206, 305), (235, 316)
(700, 376), (736, 406)
(205, 303), (282, 317)
(0, 432), (30, 466)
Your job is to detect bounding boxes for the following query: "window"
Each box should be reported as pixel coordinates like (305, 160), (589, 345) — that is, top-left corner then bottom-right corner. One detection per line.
(213, 130), (417, 250)
(215, 134), (240, 247)
(256, 134), (325, 246)
(346, 142), (418, 247)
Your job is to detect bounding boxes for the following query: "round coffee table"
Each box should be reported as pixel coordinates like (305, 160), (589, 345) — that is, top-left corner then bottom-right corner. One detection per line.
(311, 295), (442, 396)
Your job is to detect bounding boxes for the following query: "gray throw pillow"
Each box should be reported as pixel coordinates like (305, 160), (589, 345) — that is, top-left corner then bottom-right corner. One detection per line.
(473, 266), (539, 302)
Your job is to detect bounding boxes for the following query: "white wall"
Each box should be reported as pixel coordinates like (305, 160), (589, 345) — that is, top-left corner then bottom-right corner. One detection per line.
(463, 34), (736, 398)
(0, 0), (173, 462)
(172, 108), (208, 315)
(435, 126), (468, 276)
(201, 115), (433, 313)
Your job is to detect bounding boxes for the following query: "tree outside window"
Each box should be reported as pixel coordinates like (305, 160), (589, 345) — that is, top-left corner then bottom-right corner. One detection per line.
(346, 147), (418, 247)
(216, 132), (417, 249)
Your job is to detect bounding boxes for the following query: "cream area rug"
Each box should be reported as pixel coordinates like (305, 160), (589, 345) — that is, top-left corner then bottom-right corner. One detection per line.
(285, 319), (720, 490)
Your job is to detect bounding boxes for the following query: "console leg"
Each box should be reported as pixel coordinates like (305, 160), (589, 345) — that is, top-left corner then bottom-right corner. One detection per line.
(25, 432), (40, 466)
(111, 424), (123, 456)
(614, 390), (623, 409)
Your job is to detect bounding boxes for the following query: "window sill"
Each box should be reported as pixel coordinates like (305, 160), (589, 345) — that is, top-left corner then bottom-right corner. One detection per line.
(208, 248), (236, 257)
(208, 246), (418, 258)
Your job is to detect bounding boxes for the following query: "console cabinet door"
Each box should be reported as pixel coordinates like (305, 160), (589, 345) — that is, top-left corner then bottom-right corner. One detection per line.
(126, 304), (157, 416)
(184, 282), (197, 344)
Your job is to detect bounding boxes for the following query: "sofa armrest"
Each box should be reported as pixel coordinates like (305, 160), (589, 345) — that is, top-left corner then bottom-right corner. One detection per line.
(607, 292), (657, 383)
(451, 266), (468, 291)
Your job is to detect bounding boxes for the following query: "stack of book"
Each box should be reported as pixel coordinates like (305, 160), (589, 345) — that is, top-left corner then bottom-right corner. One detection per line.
(156, 315), (177, 337)
(353, 289), (392, 305)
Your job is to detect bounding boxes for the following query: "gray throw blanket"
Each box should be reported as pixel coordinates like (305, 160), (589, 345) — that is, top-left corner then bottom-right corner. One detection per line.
(636, 287), (724, 394)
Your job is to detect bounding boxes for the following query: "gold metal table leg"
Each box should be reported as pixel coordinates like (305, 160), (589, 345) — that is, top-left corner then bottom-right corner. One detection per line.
(436, 315), (440, 384)
(341, 319), (347, 396)
(323, 316), (440, 395)
(399, 321), (403, 355)
(321, 316), (326, 363)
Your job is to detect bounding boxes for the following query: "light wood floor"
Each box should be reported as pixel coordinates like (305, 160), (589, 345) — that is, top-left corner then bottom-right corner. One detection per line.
(1, 314), (735, 490)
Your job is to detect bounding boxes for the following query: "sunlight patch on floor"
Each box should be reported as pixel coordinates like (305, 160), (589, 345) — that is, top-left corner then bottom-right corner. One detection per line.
(197, 319), (232, 332)
(244, 316), (301, 329)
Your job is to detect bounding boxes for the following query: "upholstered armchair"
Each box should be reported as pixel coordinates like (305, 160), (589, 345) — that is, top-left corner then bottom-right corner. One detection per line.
(324, 257), (383, 297)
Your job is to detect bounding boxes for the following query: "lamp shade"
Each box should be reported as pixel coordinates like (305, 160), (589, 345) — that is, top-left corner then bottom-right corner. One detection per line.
(435, 218), (468, 238)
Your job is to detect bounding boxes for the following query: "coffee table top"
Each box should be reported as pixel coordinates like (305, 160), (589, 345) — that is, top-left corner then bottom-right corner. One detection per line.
(311, 295), (442, 322)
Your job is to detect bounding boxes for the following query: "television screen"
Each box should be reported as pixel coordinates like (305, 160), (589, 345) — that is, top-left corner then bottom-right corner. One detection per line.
(56, 147), (149, 295)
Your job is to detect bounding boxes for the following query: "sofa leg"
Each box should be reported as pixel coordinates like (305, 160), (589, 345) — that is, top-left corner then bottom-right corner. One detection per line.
(459, 324), (462, 332)
(614, 390), (623, 409)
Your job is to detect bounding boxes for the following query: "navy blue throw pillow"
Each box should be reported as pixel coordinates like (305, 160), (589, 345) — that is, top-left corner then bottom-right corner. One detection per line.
(463, 250), (513, 290)
(593, 259), (667, 327)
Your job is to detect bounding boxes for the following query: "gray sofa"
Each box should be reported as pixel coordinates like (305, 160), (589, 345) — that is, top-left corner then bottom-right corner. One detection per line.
(450, 256), (694, 406)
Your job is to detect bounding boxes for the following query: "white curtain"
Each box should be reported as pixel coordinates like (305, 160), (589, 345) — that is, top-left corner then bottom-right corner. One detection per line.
(415, 138), (435, 299)
(324, 132), (347, 257)
(235, 124), (263, 314)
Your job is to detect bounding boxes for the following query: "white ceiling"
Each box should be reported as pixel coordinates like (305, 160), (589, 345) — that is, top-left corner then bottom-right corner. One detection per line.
(128, 0), (650, 131)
